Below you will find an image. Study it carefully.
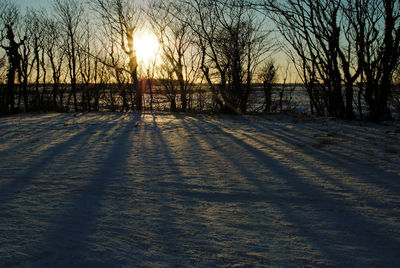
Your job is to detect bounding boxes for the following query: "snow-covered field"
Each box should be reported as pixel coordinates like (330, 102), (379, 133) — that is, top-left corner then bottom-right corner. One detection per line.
(0, 112), (399, 267)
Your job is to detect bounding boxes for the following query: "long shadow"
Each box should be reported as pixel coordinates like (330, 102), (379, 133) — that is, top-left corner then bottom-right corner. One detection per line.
(138, 113), (221, 266)
(146, 114), (191, 263)
(173, 114), (281, 266)
(241, 118), (400, 198)
(234, 127), (400, 238)
(265, 125), (400, 197)
(16, 114), (136, 266)
(254, 119), (400, 178)
(179, 118), (304, 266)
(0, 125), (93, 208)
(0, 113), (106, 164)
(0, 113), (126, 172)
(243, 122), (400, 265)
(188, 117), (400, 266)
(0, 113), (70, 154)
(0, 113), (137, 266)
(239, 124), (400, 201)
(299, 122), (398, 166)
(245, 118), (400, 218)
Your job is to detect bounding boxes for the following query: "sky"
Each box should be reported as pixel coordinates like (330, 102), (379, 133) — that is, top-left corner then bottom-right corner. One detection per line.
(13, 0), (51, 10)
(13, 0), (147, 9)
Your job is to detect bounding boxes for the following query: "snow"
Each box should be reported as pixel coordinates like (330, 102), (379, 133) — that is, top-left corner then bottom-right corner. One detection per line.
(0, 112), (400, 267)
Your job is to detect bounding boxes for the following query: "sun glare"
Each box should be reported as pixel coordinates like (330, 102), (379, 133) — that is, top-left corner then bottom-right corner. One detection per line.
(134, 33), (159, 65)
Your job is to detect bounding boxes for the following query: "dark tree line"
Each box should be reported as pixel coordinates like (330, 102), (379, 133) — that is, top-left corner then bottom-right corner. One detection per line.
(260, 0), (400, 121)
(0, 0), (399, 121)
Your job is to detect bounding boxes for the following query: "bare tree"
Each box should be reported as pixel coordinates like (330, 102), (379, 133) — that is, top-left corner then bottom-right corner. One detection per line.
(86, 41), (108, 111)
(148, 0), (200, 112)
(90, 0), (142, 111)
(94, 22), (132, 112)
(261, 0), (347, 117)
(258, 60), (277, 113)
(361, 0), (400, 121)
(260, 0), (400, 121)
(180, 0), (271, 114)
(42, 14), (66, 111)
(138, 48), (159, 111)
(159, 63), (178, 112)
(0, 0), (23, 114)
(23, 9), (48, 110)
(53, 0), (84, 112)
(78, 20), (99, 111)
(18, 12), (35, 112)
(0, 54), (6, 83)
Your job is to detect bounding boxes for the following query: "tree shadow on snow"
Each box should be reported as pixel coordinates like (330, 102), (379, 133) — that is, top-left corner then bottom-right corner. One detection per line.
(184, 116), (400, 267)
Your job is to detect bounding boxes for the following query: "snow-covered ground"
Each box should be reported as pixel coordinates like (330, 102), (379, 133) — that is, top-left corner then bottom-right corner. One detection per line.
(0, 112), (399, 267)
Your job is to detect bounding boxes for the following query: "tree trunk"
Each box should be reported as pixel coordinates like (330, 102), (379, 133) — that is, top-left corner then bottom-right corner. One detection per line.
(345, 82), (355, 119)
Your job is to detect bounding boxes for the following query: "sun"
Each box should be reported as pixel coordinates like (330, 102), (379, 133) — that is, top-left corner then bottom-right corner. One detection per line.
(134, 32), (159, 65)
